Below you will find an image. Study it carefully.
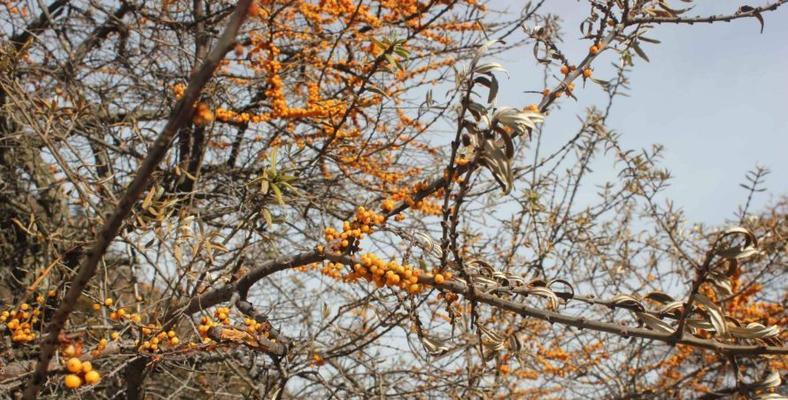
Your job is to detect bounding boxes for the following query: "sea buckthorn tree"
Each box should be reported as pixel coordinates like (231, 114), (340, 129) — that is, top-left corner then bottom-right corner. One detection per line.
(0, 0), (786, 399)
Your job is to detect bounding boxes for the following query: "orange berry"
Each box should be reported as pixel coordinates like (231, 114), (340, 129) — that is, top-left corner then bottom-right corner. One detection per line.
(81, 361), (93, 373)
(84, 370), (101, 385)
(64, 374), (82, 389)
(559, 65), (569, 75)
(434, 274), (445, 284)
(583, 68), (592, 78)
(66, 358), (82, 373)
(103, 298), (113, 307)
(590, 44), (600, 54)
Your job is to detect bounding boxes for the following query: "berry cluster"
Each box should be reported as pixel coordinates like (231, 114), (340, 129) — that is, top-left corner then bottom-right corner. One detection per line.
(321, 207), (385, 253)
(63, 357), (101, 389)
(1, 298), (43, 343)
(321, 252), (453, 295)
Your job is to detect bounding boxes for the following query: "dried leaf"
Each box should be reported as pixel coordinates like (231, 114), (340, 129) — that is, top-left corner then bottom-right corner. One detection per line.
(694, 294), (728, 337)
(645, 291), (675, 304)
(636, 312), (675, 333)
(611, 294), (645, 311)
(479, 139), (514, 194)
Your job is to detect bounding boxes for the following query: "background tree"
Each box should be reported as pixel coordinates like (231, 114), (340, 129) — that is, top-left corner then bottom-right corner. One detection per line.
(0, 0), (785, 399)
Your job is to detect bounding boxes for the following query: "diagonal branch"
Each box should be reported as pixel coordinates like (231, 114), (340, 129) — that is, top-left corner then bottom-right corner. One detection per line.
(627, 0), (787, 28)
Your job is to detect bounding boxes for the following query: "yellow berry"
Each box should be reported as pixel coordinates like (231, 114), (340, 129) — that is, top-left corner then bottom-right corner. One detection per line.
(66, 357), (82, 373)
(104, 298), (113, 307)
(64, 374), (82, 389)
(434, 274), (445, 284)
(81, 361), (93, 373)
(84, 370), (101, 385)
(582, 68), (592, 78)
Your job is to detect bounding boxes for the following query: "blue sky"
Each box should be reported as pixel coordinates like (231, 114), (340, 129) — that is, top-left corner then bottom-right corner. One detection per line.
(489, 1), (787, 224)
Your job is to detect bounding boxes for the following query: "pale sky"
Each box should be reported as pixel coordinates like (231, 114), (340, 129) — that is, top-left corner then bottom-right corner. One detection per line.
(490, 1), (787, 224)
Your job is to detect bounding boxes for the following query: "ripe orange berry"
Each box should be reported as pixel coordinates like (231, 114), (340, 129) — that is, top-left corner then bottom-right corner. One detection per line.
(499, 364), (510, 375)
(103, 298), (113, 307)
(583, 68), (592, 78)
(81, 361), (93, 373)
(434, 274), (445, 284)
(559, 65), (570, 75)
(64, 374), (82, 389)
(590, 44), (600, 54)
(66, 358), (82, 373)
(84, 370), (101, 385)
(92, 303), (101, 311)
